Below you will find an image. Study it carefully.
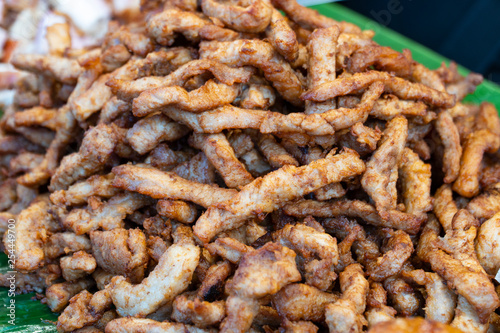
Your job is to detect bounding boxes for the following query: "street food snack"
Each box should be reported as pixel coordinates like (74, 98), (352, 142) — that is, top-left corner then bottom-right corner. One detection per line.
(1, 0), (500, 332)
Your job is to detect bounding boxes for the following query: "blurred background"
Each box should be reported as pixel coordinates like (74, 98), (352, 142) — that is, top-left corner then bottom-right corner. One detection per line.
(342, 0), (500, 84)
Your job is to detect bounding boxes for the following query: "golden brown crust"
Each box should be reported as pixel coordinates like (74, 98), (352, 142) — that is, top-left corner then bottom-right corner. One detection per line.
(171, 292), (225, 327)
(274, 222), (338, 290)
(50, 174), (119, 207)
(200, 39), (304, 106)
(60, 251), (97, 281)
(104, 317), (215, 333)
(11, 54), (82, 84)
(44, 232), (92, 259)
(383, 277), (420, 317)
(420, 211), (500, 324)
(266, 9), (299, 63)
(256, 134), (299, 169)
(109, 241), (200, 317)
(370, 96), (427, 120)
(271, 0), (361, 33)
(272, 283), (337, 321)
(45, 278), (96, 313)
(195, 83), (382, 140)
(305, 26), (339, 115)
(302, 70), (456, 108)
(367, 230), (413, 281)
(347, 46), (412, 78)
(197, 261), (232, 301)
(361, 116), (407, 217)
(201, 0), (272, 33)
(402, 270), (456, 324)
(133, 80), (242, 117)
(453, 129), (500, 197)
(5, 1), (500, 331)
(368, 317), (464, 333)
(220, 243), (301, 332)
(475, 211), (500, 276)
(325, 264), (369, 333)
(189, 133), (254, 188)
(127, 114), (189, 155)
(467, 183), (500, 220)
(15, 199), (56, 271)
(157, 200), (198, 224)
(147, 8), (211, 46)
(63, 192), (153, 235)
(398, 147), (433, 218)
(108, 58), (252, 101)
(284, 199), (423, 234)
(57, 288), (113, 332)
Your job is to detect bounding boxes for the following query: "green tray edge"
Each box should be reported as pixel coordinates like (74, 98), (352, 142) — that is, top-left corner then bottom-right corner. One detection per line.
(3, 2), (500, 332)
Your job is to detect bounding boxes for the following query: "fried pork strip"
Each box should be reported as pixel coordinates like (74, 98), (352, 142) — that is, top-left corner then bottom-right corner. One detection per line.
(201, 0), (272, 33)
(194, 148), (365, 243)
(325, 264), (369, 333)
(127, 114), (190, 155)
(436, 111), (462, 183)
(11, 54), (82, 84)
(283, 199), (422, 234)
(453, 129), (500, 197)
(112, 164), (237, 208)
(132, 79), (242, 117)
(108, 59), (253, 101)
(110, 240), (200, 317)
(105, 318), (214, 333)
(271, 0), (361, 33)
(5, 0), (500, 330)
(221, 242), (301, 332)
(305, 26), (340, 115)
(147, 8), (211, 46)
(18, 67), (101, 187)
(50, 174), (119, 206)
(265, 9), (300, 62)
(197, 82), (383, 138)
(398, 147), (433, 218)
(189, 133), (254, 188)
(63, 192), (153, 235)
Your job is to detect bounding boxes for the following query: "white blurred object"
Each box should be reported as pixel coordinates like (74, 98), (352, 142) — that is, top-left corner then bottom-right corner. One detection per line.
(49, 0), (111, 39)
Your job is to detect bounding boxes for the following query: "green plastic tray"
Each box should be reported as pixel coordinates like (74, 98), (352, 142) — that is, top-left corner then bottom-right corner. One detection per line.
(2, 3), (500, 332)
